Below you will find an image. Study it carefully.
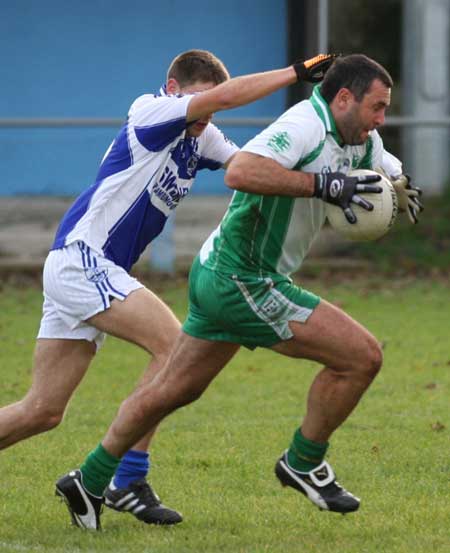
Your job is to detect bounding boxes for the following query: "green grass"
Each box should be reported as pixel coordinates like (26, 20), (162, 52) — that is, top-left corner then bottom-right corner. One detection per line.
(0, 278), (449, 553)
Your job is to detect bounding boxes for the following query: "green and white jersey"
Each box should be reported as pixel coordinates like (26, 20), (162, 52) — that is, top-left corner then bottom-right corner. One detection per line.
(199, 86), (394, 278)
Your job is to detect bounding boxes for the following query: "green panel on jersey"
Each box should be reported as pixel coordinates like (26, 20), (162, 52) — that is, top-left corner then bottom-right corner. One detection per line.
(256, 194), (295, 273)
(208, 191), (296, 276)
(356, 135), (374, 169)
(310, 85), (343, 145)
(293, 139), (326, 171)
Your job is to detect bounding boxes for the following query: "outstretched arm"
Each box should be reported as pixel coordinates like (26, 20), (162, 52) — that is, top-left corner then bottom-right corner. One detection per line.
(186, 54), (338, 123)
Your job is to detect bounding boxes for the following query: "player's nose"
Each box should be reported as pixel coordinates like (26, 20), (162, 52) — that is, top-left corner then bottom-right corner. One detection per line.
(374, 111), (385, 127)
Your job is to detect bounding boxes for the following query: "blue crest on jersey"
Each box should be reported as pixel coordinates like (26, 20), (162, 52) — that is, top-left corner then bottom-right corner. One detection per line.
(170, 138), (200, 179)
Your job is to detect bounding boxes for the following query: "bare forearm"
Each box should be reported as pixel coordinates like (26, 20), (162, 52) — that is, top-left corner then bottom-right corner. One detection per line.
(188, 67), (298, 121)
(216, 67), (297, 111)
(225, 153), (315, 197)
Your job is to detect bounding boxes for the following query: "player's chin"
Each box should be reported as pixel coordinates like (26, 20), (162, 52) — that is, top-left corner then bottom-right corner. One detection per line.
(187, 123), (208, 137)
(359, 130), (371, 143)
(349, 133), (367, 146)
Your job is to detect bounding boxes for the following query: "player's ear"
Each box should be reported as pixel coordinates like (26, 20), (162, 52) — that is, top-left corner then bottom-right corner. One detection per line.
(336, 87), (354, 109)
(166, 78), (181, 95)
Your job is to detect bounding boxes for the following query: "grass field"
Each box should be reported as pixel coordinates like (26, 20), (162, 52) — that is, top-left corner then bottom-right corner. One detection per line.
(0, 276), (449, 553)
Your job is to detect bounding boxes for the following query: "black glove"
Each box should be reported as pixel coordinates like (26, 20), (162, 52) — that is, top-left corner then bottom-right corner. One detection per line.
(294, 54), (340, 83)
(314, 171), (382, 224)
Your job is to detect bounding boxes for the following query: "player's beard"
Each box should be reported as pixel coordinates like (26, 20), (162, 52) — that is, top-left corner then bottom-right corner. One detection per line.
(338, 107), (368, 145)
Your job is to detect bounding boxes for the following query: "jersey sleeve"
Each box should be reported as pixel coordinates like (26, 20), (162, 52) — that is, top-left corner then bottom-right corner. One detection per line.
(380, 150), (403, 178)
(128, 94), (193, 152)
(197, 124), (239, 171)
(368, 130), (385, 169)
(241, 106), (324, 170)
(368, 130), (403, 177)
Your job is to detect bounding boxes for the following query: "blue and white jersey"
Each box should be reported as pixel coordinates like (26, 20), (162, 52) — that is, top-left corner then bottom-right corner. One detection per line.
(52, 86), (238, 272)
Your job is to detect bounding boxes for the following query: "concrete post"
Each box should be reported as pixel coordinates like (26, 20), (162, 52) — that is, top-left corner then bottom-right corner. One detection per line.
(287, 0), (329, 106)
(402, 0), (450, 193)
(149, 213), (176, 274)
(318, 0), (329, 54)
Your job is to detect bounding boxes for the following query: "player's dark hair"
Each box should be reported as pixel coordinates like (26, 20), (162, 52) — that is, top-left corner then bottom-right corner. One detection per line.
(320, 54), (393, 103)
(167, 49), (230, 87)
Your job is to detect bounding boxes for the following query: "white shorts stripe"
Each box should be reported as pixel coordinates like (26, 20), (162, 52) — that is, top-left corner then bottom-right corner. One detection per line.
(37, 241), (143, 349)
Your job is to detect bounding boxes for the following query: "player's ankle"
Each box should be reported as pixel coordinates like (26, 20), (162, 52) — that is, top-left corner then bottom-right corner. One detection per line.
(287, 428), (329, 472)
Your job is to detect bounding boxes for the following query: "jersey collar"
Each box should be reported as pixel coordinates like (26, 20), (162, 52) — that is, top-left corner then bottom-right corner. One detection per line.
(158, 83), (168, 96)
(158, 83), (185, 99)
(310, 85), (343, 145)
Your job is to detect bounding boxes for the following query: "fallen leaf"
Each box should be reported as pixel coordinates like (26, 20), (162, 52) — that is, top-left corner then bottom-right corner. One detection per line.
(431, 422), (446, 432)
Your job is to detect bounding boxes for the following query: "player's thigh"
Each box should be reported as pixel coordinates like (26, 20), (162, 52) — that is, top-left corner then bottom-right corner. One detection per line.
(271, 299), (382, 372)
(87, 287), (181, 356)
(28, 338), (95, 411)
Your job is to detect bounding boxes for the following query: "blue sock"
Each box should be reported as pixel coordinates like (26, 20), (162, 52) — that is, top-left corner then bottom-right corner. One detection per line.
(113, 450), (150, 489)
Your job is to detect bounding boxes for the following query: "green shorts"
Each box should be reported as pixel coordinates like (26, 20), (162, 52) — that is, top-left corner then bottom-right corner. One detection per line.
(182, 257), (321, 349)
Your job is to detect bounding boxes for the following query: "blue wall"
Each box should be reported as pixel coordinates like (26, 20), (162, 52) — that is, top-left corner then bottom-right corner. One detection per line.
(0, 0), (287, 196)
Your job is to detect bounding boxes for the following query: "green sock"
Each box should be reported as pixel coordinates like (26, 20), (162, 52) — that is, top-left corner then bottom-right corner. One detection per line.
(80, 443), (121, 497)
(287, 428), (329, 473)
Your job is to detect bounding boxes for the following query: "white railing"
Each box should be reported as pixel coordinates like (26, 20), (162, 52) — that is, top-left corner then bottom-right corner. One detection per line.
(1, 116), (450, 128)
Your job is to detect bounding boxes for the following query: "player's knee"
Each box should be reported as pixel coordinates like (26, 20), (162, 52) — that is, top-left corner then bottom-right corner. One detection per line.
(27, 405), (64, 433)
(142, 332), (180, 364)
(150, 348), (172, 370)
(342, 337), (382, 381)
(361, 339), (383, 380)
(41, 412), (64, 431)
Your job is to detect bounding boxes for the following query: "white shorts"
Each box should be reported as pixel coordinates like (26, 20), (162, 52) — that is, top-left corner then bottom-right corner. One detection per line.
(37, 241), (143, 349)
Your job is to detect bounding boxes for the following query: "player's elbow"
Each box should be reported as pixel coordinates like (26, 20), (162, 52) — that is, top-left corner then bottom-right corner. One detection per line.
(225, 152), (259, 192)
(225, 163), (247, 191)
(225, 167), (242, 190)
